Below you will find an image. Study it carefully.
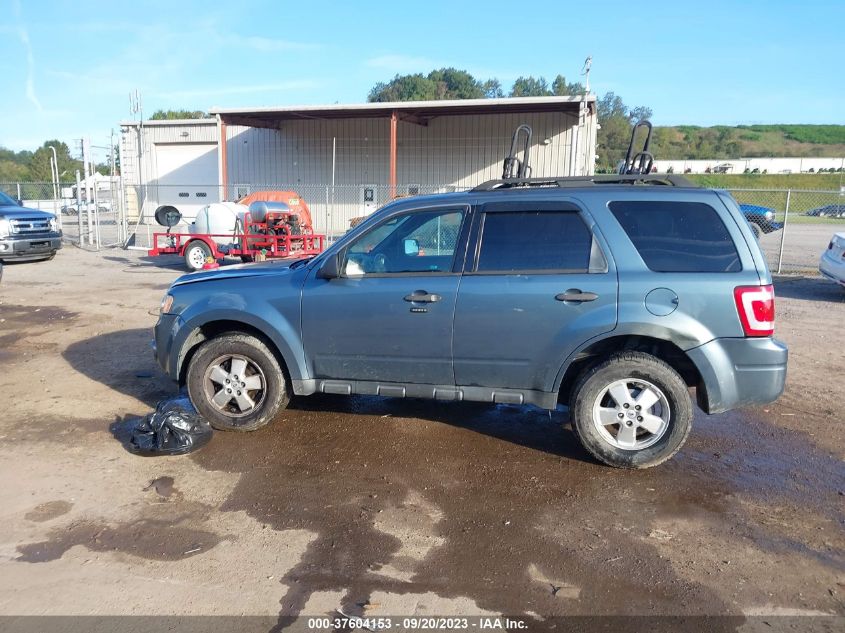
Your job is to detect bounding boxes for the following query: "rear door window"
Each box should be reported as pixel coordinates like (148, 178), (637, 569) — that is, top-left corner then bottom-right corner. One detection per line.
(476, 211), (596, 272)
(609, 201), (741, 272)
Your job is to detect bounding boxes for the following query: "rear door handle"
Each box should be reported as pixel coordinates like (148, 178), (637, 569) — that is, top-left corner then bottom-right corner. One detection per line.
(555, 290), (599, 302)
(404, 291), (442, 303)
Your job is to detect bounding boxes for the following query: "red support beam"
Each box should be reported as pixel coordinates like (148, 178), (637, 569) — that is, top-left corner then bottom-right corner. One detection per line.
(389, 110), (397, 199)
(220, 118), (229, 201)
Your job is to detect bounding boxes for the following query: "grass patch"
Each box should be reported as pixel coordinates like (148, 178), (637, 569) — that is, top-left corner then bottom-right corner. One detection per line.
(688, 173), (844, 190)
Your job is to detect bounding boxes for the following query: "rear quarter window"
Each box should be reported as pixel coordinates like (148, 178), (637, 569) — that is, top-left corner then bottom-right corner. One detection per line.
(609, 201), (741, 272)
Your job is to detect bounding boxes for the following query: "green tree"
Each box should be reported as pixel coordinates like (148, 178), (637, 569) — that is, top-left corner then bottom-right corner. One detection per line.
(368, 68), (492, 102)
(149, 109), (207, 120)
(28, 141), (82, 182)
(482, 79), (504, 98)
(509, 76), (551, 97)
(551, 74), (584, 96)
(368, 73), (438, 102)
(428, 68), (486, 99)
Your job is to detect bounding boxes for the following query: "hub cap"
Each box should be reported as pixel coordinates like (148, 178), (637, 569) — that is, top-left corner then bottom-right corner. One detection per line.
(188, 245), (207, 269)
(592, 378), (670, 450)
(203, 354), (266, 418)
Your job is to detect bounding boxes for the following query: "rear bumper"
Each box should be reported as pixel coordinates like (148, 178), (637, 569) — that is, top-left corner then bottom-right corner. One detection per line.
(819, 252), (845, 286)
(0, 234), (62, 260)
(687, 337), (788, 414)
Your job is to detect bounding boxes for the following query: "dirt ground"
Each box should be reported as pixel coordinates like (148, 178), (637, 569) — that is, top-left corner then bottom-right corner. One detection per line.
(0, 247), (843, 630)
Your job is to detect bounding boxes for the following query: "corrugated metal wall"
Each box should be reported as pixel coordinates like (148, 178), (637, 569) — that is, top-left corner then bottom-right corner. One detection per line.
(224, 111), (583, 188)
(121, 108), (596, 235)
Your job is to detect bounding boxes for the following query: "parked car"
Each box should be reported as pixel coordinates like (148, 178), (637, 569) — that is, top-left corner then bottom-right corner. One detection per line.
(739, 203), (783, 238)
(819, 232), (845, 289)
(61, 201), (112, 215)
(712, 163), (733, 174)
(805, 204), (845, 219)
(0, 191), (62, 262)
(153, 173), (787, 469)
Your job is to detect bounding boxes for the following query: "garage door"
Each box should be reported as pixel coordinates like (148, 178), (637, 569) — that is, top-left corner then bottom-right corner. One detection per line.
(153, 143), (219, 221)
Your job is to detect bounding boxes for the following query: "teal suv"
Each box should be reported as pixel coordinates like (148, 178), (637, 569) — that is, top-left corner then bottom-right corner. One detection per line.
(154, 174), (787, 468)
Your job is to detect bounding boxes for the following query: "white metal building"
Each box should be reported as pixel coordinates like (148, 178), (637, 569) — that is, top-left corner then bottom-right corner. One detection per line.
(120, 96), (597, 236)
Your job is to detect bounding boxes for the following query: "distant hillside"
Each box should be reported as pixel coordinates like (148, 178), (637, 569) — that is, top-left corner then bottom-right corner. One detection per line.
(650, 124), (845, 160)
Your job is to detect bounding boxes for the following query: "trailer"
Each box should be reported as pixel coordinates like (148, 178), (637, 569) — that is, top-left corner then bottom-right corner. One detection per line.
(147, 191), (326, 271)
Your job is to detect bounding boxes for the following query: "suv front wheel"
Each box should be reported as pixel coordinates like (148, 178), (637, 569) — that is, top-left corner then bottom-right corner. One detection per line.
(571, 352), (693, 469)
(186, 333), (290, 431)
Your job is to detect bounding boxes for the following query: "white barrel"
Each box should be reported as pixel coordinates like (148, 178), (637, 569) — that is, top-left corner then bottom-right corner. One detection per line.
(191, 202), (248, 245)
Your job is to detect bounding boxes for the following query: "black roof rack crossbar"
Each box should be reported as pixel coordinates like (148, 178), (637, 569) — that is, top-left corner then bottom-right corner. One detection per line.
(471, 173), (698, 191)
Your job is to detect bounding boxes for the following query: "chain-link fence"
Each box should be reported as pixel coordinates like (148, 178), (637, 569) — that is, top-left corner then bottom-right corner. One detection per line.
(4, 178), (844, 277)
(1, 180), (127, 250)
(729, 188), (845, 275)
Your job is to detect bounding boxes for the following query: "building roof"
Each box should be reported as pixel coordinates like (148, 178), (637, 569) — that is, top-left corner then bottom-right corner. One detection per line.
(208, 96), (595, 129)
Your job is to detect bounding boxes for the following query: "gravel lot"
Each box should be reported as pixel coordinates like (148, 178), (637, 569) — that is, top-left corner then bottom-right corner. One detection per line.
(0, 247), (843, 629)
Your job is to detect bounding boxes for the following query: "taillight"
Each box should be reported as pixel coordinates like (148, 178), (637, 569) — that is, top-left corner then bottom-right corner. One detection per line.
(734, 285), (775, 337)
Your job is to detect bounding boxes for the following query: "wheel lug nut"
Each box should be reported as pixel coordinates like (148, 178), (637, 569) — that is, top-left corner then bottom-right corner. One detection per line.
(237, 390), (242, 396)
(241, 382), (246, 388)
(226, 388), (231, 393)
(225, 379), (230, 384)
(635, 405), (641, 411)
(637, 416), (643, 422)
(623, 403), (629, 409)
(617, 413), (624, 419)
(626, 421), (633, 427)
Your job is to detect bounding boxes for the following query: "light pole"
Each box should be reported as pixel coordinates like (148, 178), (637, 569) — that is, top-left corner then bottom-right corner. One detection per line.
(48, 145), (60, 229)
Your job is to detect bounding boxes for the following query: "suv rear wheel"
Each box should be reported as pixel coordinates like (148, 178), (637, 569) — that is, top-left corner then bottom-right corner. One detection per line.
(571, 352), (693, 469)
(186, 333), (290, 431)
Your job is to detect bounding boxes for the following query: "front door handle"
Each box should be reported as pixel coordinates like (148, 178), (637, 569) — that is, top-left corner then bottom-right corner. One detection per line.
(556, 290), (599, 302)
(404, 291), (442, 303)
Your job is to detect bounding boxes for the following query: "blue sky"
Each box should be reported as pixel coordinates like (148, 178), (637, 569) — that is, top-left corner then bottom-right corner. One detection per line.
(1, 0), (843, 159)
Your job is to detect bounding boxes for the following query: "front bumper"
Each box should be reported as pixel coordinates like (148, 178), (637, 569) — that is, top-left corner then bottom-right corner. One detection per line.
(761, 221), (784, 234)
(687, 337), (788, 414)
(0, 233), (62, 260)
(153, 313), (184, 380)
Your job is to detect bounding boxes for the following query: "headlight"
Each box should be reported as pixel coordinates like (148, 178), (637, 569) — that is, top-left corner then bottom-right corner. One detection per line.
(764, 211), (774, 220)
(0, 218), (9, 238)
(49, 216), (58, 232)
(160, 294), (174, 314)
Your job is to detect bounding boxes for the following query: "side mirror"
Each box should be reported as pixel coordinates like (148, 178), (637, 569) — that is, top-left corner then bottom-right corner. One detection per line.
(317, 253), (341, 280)
(403, 238), (420, 256)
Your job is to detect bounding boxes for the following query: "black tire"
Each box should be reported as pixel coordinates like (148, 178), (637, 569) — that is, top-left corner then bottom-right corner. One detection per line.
(750, 223), (761, 239)
(570, 352), (693, 469)
(240, 255), (254, 263)
(186, 333), (290, 431)
(184, 240), (212, 271)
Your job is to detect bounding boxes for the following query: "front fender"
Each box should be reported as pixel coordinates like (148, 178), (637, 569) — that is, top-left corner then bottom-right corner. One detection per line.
(171, 294), (307, 384)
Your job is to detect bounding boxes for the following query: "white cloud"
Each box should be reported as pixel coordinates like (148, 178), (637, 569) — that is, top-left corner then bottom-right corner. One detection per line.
(366, 54), (437, 73)
(12, 0), (42, 112)
(233, 35), (319, 52)
(158, 80), (320, 100)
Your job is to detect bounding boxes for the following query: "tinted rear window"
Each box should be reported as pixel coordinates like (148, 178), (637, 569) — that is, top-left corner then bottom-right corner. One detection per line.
(609, 201), (741, 272)
(477, 211), (592, 272)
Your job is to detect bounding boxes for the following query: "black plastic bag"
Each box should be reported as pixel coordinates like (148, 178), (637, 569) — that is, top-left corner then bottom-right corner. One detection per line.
(129, 396), (213, 456)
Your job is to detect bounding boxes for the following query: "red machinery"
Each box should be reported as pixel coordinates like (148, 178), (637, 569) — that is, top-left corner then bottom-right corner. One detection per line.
(147, 191), (325, 271)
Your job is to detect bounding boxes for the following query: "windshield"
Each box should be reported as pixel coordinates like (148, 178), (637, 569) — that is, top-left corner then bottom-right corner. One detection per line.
(0, 191), (17, 206)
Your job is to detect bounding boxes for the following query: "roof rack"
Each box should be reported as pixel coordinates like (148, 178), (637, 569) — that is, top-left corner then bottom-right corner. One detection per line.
(474, 120), (699, 191)
(472, 173), (699, 191)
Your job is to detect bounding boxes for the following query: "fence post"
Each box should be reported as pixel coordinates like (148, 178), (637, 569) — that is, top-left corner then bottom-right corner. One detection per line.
(75, 170), (83, 246)
(16, 183), (21, 201)
(776, 189), (791, 275)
